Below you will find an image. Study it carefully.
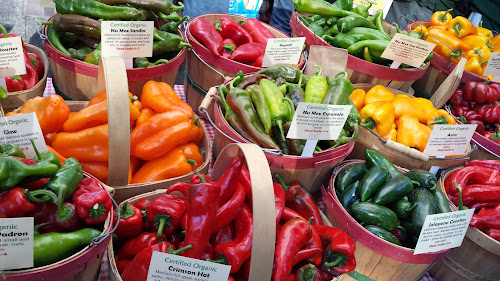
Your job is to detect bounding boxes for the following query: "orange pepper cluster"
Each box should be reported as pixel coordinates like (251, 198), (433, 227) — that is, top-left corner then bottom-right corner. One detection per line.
(416, 9), (500, 79)
(7, 81), (203, 184)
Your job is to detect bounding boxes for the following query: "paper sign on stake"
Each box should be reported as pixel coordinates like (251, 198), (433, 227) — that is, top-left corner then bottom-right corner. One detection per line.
(0, 113), (47, 159)
(0, 36), (26, 77)
(381, 33), (436, 68)
(101, 21), (154, 59)
(0, 217), (34, 270)
(262, 37), (305, 67)
(146, 251), (231, 281)
(414, 209), (474, 255)
(423, 124), (476, 157)
(483, 52), (500, 76)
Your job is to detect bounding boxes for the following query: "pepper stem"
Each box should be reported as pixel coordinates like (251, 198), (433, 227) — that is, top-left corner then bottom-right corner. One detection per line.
(37, 20), (53, 25)
(219, 85), (233, 114)
(307, 217), (313, 225)
(25, 189), (58, 203)
(169, 244), (192, 255)
(156, 217), (167, 238)
(56, 187), (67, 219)
(194, 170), (206, 183)
(275, 174), (290, 192)
(450, 49), (463, 58)
(410, 180), (421, 186)
(187, 159), (198, 167)
(453, 180), (468, 210)
(30, 139), (42, 160)
(360, 118), (376, 129)
(453, 22), (462, 38)
(207, 255), (227, 264)
(313, 65), (323, 77)
(171, 1), (184, 12)
(324, 255), (344, 268)
(0, 24), (8, 38)
(429, 116), (449, 125)
(276, 119), (286, 141)
(438, 9), (453, 22)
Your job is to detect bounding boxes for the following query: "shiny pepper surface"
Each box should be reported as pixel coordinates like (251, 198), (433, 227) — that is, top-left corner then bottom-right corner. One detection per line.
(396, 114), (432, 152)
(427, 109), (456, 128)
(430, 9), (453, 27)
(141, 80), (193, 118)
(426, 29), (470, 64)
(360, 101), (395, 137)
(392, 96), (436, 124)
(364, 85), (394, 105)
(52, 124), (109, 162)
(72, 178), (112, 225)
(349, 89), (365, 112)
(447, 16), (477, 38)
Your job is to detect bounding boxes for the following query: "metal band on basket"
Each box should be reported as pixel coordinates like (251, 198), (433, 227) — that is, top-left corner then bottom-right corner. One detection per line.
(92, 194), (120, 245)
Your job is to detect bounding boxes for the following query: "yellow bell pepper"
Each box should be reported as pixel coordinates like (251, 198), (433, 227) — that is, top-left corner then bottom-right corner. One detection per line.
(427, 109), (457, 128)
(466, 45), (491, 63)
(360, 101), (395, 137)
(464, 57), (487, 76)
(392, 96), (436, 123)
(396, 114), (432, 152)
(476, 26), (493, 40)
(364, 85), (395, 105)
(349, 89), (366, 112)
(430, 9), (453, 27)
(462, 35), (490, 50)
(412, 25), (428, 38)
(492, 34), (500, 47)
(394, 94), (409, 100)
(377, 124), (397, 141)
(447, 16), (477, 38)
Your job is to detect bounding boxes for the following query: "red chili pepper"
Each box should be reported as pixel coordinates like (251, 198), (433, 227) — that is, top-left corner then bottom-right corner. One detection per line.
(281, 207), (306, 222)
(241, 18), (276, 44)
(33, 202), (58, 225)
(135, 198), (152, 210)
(211, 223), (235, 247)
(179, 179), (220, 259)
(0, 187), (56, 218)
(487, 229), (500, 242)
(273, 217), (313, 281)
(461, 184), (500, 204)
(5, 76), (24, 92)
(229, 42), (266, 64)
(466, 160), (500, 170)
(251, 55), (264, 67)
(116, 232), (165, 260)
(274, 182), (286, 224)
(463, 80), (500, 104)
(165, 182), (189, 197)
(468, 201), (500, 209)
(135, 198), (153, 230)
(28, 52), (44, 78)
(165, 231), (182, 248)
(445, 166), (500, 196)
(228, 276), (236, 281)
(211, 205), (253, 274)
(470, 205), (500, 230)
(483, 131), (500, 144)
(451, 105), (472, 117)
(218, 156), (244, 204)
(53, 202), (83, 231)
(21, 50), (38, 90)
(222, 38), (236, 59)
(463, 110), (483, 122)
(474, 104), (500, 124)
(114, 201), (143, 238)
(240, 165), (253, 206)
(295, 264), (321, 281)
(114, 257), (132, 274)
(146, 194), (187, 237)
(312, 225), (356, 274)
(293, 247), (323, 266)
(215, 182), (246, 230)
(276, 174), (323, 225)
(449, 89), (469, 107)
(121, 241), (192, 281)
(216, 17), (254, 46)
(191, 18), (224, 56)
(72, 178), (112, 225)
(304, 225), (323, 266)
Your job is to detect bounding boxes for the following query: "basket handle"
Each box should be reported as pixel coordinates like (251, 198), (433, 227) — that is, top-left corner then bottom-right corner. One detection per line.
(198, 86), (218, 117)
(385, 140), (430, 162)
(211, 143), (276, 281)
(96, 57), (131, 187)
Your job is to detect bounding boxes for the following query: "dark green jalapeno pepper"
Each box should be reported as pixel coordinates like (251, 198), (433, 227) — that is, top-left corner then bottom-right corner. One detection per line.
(247, 84), (272, 134)
(334, 162), (367, 193)
(391, 200), (417, 220)
(304, 65), (328, 104)
(0, 144), (26, 158)
(372, 176), (419, 205)
(339, 180), (360, 214)
(358, 166), (388, 201)
(365, 149), (403, 179)
(364, 225), (402, 245)
(255, 64), (301, 83)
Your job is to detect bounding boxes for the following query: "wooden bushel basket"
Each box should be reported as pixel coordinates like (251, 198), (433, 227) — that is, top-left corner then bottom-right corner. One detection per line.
(323, 160), (451, 281)
(290, 11), (429, 92)
(1, 44), (49, 112)
(41, 17), (185, 101)
(42, 57), (210, 203)
(347, 84), (473, 170)
(4, 173), (114, 281)
(407, 21), (499, 96)
(107, 143), (343, 281)
(184, 13), (306, 118)
(428, 167), (500, 281)
(199, 84), (354, 193)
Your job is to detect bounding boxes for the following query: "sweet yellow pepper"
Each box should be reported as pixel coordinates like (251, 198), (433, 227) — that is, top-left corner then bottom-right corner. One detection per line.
(412, 25), (428, 38)
(466, 45), (491, 63)
(396, 114), (432, 152)
(492, 34), (500, 47)
(364, 85), (395, 105)
(349, 89), (366, 112)
(360, 101), (395, 137)
(447, 16), (477, 38)
(476, 25), (493, 40)
(427, 109), (457, 128)
(462, 35), (490, 50)
(392, 96), (436, 123)
(378, 124), (397, 141)
(464, 57), (487, 76)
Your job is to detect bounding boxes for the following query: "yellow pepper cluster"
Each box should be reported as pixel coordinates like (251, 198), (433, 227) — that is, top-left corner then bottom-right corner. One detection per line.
(350, 85), (456, 152)
(413, 9), (500, 79)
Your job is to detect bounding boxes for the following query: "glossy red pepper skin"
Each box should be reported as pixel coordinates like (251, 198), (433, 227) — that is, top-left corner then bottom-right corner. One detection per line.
(463, 110), (483, 122)
(293, 247), (323, 266)
(165, 182), (189, 197)
(280, 178), (323, 225)
(240, 165), (253, 206)
(190, 173), (215, 184)
(116, 232), (165, 260)
(0, 187), (36, 218)
(54, 202), (83, 231)
(449, 89), (469, 107)
(304, 225), (323, 266)
(28, 52), (44, 78)
(241, 18), (275, 44)
(466, 160), (500, 170)
(165, 231), (182, 248)
(296, 264), (321, 281)
(281, 207), (306, 222)
(179, 182), (220, 259)
(215, 182), (246, 230)
(121, 241), (176, 281)
(274, 182), (286, 224)
(213, 205), (253, 274)
(218, 157), (244, 204)
(470, 205), (500, 231)
(451, 105), (472, 117)
(468, 119), (486, 134)
(135, 198), (153, 231)
(312, 225), (356, 274)
(72, 178), (112, 225)
(114, 202), (143, 238)
(21, 50), (38, 90)
(483, 131), (500, 144)
(222, 38), (236, 59)
(445, 166), (500, 196)
(457, 184), (500, 206)
(114, 257), (132, 274)
(200, 243), (215, 260)
(229, 43), (266, 64)
(211, 223), (235, 247)
(135, 198), (152, 210)
(216, 17), (254, 46)
(251, 55), (264, 67)
(273, 217), (313, 281)
(487, 229), (500, 242)
(23, 178), (49, 191)
(5, 76), (24, 92)
(474, 104), (500, 124)
(191, 18), (224, 56)
(146, 194), (187, 236)
(463, 81), (500, 104)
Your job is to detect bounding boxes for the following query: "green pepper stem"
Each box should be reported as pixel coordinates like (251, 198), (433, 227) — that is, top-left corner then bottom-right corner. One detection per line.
(193, 117), (200, 128)
(169, 244), (192, 255)
(307, 217), (313, 225)
(157, 217), (167, 238)
(207, 256), (227, 264)
(275, 174), (290, 192)
(187, 159), (198, 167)
(0, 24), (8, 38)
(35, 222), (53, 230)
(428, 182), (437, 191)
(171, 2), (184, 12)
(25, 189), (58, 203)
(313, 65), (323, 77)
(429, 116), (449, 125)
(30, 139), (42, 160)
(56, 187), (67, 219)
(276, 119), (286, 142)
(229, 71), (245, 89)
(439, 9), (453, 22)
(324, 255), (344, 268)
(1, 269), (5, 280)
(360, 118), (376, 129)
(453, 180), (468, 210)
(219, 85), (233, 113)
(453, 22), (462, 38)
(37, 20), (53, 25)
(194, 170), (206, 183)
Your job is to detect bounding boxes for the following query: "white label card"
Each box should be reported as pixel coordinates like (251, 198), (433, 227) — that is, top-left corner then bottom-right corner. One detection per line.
(146, 251), (231, 281)
(0, 36), (26, 77)
(381, 33), (436, 68)
(262, 37), (305, 67)
(286, 102), (351, 140)
(0, 113), (47, 159)
(101, 21), (154, 58)
(482, 52), (500, 76)
(423, 124), (476, 157)
(0, 217), (34, 270)
(414, 209), (474, 255)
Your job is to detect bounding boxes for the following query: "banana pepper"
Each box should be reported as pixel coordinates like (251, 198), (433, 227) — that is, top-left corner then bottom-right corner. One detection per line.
(360, 101), (395, 137)
(396, 114), (432, 152)
(427, 109), (456, 128)
(392, 96), (436, 123)
(447, 16), (477, 38)
(364, 85), (394, 105)
(349, 89), (365, 112)
(426, 29), (470, 64)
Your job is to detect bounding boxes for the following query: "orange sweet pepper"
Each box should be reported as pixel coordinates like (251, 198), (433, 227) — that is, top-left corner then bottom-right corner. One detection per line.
(44, 133), (57, 146)
(88, 91), (107, 106)
(447, 16), (477, 38)
(6, 95), (70, 135)
(136, 108), (157, 127)
(492, 34), (500, 47)
(46, 145), (67, 163)
(349, 89), (366, 112)
(430, 9), (453, 27)
(141, 81), (193, 118)
(462, 35), (491, 50)
(476, 26), (493, 40)
(426, 29), (469, 64)
(80, 161), (109, 184)
(52, 124), (109, 162)
(396, 114), (432, 152)
(177, 142), (203, 170)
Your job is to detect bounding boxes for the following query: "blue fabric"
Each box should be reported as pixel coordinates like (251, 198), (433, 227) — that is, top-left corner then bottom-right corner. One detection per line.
(269, 0), (294, 35)
(183, 0), (230, 18)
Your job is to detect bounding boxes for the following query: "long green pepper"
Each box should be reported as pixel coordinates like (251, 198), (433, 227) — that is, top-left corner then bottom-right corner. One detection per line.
(292, 0), (349, 17)
(247, 84), (272, 134)
(53, 0), (143, 20)
(260, 79), (291, 141)
(304, 65), (328, 104)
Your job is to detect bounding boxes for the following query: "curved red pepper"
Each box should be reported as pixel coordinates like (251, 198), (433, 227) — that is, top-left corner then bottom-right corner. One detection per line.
(241, 18), (276, 44)
(229, 43), (266, 64)
(0, 187), (36, 218)
(135, 198), (153, 231)
(445, 166), (500, 195)
(222, 38), (236, 59)
(116, 232), (165, 260)
(473, 104), (500, 124)
(251, 54), (264, 67)
(190, 173), (215, 184)
(470, 205), (500, 231)
(72, 178), (112, 225)
(281, 207), (306, 223)
(28, 52), (44, 78)
(483, 131), (500, 144)
(146, 194), (187, 237)
(216, 17), (254, 46)
(217, 156), (243, 204)
(274, 182), (286, 224)
(312, 225), (356, 274)
(487, 229), (500, 242)
(451, 105), (472, 117)
(200, 243), (215, 261)
(165, 182), (189, 197)
(21, 50), (38, 90)
(215, 182), (246, 230)
(463, 81), (500, 104)
(114, 201), (143, 238)
(468, 119), (486, 134)
(211, 223), (235, 247)
(190, 18), (224, 56)
(466, 160), (500, 170)
(293, 247), (323, 266)
(114, 257), (132, 274)
(240, 165), (253, 207)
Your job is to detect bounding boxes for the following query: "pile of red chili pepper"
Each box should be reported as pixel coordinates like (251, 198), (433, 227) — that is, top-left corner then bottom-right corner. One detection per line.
(444, 160), (500, 241)
(218, 65), (359, 155)
(0, 141), (111, 268)
(7, 80), (204, 184)
(190, 16), (276, 66)
(449, 81), (500, 143)
(0, 24), (43, 93)
(112, 157), (356, 281)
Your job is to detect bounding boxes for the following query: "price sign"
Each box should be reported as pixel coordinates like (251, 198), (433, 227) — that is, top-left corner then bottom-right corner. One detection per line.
(0, 36), (26, 77)
(0, 217), (34, 270)
(423, 124), (476, 157)
(262, 37), (305, 67)
(381, 33), (436, 68)
(0, 113), (47, 159)
(483, 52), (500, 77)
